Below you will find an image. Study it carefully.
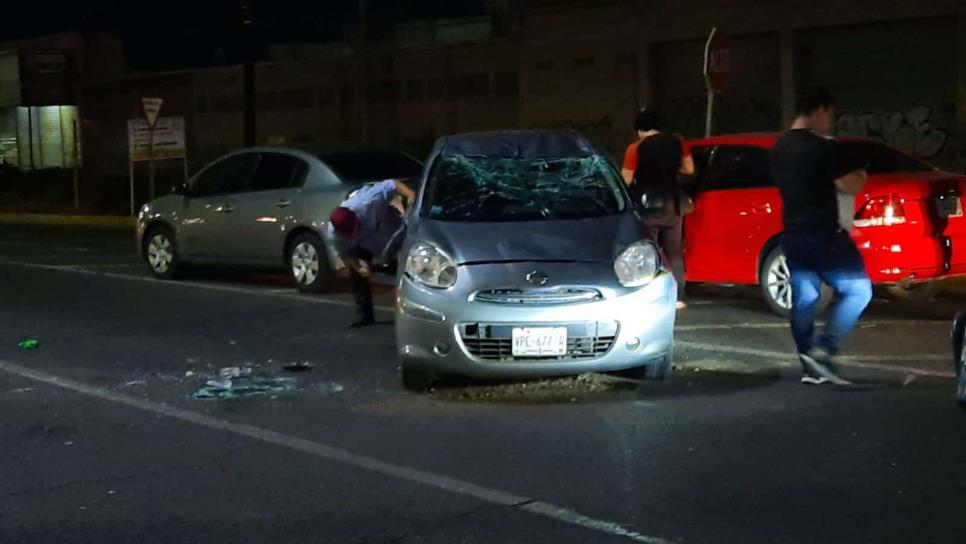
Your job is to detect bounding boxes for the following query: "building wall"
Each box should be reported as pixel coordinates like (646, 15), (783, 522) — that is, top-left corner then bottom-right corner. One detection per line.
(82, 0), (966, 213)
(801, 17), (957, 165)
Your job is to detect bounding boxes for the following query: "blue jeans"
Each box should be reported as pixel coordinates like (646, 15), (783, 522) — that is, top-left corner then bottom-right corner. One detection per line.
(782, 231), (873, 355)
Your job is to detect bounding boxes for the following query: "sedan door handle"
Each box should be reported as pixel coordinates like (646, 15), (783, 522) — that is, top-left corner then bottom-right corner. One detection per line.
(215, 204), (235, 213)
(275, 200), (292, 208)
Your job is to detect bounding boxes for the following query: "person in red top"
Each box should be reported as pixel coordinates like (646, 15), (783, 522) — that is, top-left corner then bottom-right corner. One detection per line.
(622, 109), (693, 309)
(621, 116), (694, 183)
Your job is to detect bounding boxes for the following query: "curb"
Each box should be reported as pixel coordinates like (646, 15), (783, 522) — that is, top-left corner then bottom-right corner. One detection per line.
(0, 213), (135, 228)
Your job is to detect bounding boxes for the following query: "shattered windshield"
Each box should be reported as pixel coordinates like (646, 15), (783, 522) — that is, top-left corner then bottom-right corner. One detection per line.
(423, 155), (626, 222)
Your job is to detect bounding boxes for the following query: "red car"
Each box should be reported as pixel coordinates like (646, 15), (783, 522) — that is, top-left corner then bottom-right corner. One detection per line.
(683, 134), (966, 315)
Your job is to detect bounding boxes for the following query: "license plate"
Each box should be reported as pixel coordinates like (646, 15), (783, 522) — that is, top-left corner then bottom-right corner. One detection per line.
(511, 327), (568, 357)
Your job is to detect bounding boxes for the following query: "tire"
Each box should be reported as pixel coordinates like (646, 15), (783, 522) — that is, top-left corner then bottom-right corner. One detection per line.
(288, 233), (333, 294)
(613, 354), (671, 381)
(401, 365), (435, 392)
(957, 344), (966, 411)
(954, 314), (966, 410)
(759, 245), (832, 317)
(648, 354), (672, 381)
(143, 226), (181, 279)
(884, 281), (939, 301)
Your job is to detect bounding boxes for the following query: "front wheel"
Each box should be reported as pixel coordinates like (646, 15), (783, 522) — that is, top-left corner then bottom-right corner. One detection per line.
(143, 226), (180, 279)
(957, 344), (966, 411)
(759, 246), (832, 317)
(611, 354), (671, 381)
(401, 365), (436, 392)
(289, 233), (333, 294)
(955, 315), (966, 411)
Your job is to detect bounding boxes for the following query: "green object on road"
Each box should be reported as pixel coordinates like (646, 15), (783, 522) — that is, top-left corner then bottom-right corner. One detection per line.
(18, 339), (39, 349)
(192, 376), (297, 400)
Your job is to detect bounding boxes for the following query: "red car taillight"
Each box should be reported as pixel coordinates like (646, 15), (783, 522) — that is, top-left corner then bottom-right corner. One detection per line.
(853, 194), (907, 228)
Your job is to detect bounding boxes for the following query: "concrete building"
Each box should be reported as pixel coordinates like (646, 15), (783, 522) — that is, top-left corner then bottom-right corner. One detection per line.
(187, 0), (964, 171)
(4, 1), (966, 213)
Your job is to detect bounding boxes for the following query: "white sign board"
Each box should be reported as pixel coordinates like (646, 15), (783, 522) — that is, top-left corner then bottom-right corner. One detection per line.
(127, 117), (186, 161)
(141, 97), (163, 128)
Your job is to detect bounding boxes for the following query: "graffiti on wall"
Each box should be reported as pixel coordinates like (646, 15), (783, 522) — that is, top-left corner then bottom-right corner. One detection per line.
(836, 105), (949, 160)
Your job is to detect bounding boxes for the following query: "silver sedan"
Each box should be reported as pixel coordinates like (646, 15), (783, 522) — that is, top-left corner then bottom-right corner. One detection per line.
(136, 147), (422, 292)
(394, 131), (676, 390)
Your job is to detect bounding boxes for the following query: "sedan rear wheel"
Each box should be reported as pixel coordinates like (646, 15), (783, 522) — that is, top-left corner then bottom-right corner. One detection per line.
(144, 226), (180, 279)
(289, 233), (332, 293)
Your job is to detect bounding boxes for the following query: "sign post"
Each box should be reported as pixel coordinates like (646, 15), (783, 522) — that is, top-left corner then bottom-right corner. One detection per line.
(127, 116), (186, 215)
(141, 98), (163, 200)
(702, 28), (731, 137)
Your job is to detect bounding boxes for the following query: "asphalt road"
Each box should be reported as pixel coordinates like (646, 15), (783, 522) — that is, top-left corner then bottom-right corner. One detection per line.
(1, 224), (964, 544)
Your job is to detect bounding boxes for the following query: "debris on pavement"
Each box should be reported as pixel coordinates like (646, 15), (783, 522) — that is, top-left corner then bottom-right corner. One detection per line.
(315, 382), (345, 394)
(432, 373), (636, 404)
(192, 375), (297, 400)
(283, 362), (314, 372)
(124, 380), (147, 387)
(17, 338), (39, 349)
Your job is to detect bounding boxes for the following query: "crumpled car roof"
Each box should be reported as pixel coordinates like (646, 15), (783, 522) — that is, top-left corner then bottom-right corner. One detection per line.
(438, 131), (597, 159)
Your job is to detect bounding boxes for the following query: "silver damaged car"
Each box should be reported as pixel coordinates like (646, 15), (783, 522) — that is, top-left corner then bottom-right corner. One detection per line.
(395, 131), (676, 390)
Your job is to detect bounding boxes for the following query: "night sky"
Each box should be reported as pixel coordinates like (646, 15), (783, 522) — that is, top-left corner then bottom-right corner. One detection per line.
(1, 0), (488, 69)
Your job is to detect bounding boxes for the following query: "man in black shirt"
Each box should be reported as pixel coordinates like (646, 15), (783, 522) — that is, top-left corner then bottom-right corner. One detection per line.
(769, 88), (872, 385)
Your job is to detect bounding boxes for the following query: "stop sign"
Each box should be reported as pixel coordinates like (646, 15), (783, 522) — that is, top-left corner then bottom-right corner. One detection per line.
(703, 29), (731, 93)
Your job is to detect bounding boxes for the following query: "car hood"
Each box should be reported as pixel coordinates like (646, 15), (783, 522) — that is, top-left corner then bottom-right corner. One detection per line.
(408, 213), (642, 265)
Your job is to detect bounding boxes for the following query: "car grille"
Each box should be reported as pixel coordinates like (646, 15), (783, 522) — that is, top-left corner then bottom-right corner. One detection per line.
(473, 288), (602, 305)
(459, 321), (618, 362)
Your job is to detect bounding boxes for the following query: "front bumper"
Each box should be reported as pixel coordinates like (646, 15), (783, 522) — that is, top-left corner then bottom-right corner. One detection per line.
(395, 265), (676, 378)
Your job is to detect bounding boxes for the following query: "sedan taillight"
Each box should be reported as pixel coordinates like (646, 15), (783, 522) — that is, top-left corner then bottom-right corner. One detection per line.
(853, 194), (907, 228)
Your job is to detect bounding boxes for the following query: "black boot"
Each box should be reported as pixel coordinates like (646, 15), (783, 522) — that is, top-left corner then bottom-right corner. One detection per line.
(349, 264), (375, 328)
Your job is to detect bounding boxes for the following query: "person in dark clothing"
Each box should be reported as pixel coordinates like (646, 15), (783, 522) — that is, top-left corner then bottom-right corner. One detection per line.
(623, 109), (689, 309)
(769, 87), (872, 385)
(329, 179), (415, 327)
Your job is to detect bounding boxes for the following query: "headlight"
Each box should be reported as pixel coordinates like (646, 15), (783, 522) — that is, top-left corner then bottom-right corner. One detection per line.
(614, 240), (660, 287)
(405, 242), (457, 288)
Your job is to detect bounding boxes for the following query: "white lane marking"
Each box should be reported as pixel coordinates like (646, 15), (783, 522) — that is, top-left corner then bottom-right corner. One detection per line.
(87, 263), (144, 269)
(677, 341), (955, 378)
(677, 322), (785, 331)
(0, 260), (395, 312)
(0, 359), (675, 544)
(676, 319), (944, 331)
